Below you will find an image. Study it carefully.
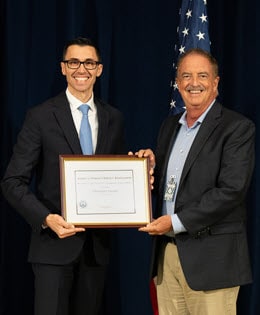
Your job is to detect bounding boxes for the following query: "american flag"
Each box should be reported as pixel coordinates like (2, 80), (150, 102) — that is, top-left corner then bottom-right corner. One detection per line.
(169, 0), (211, 115)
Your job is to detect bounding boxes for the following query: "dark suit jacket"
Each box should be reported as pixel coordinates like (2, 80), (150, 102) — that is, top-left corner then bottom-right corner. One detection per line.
(1, 91), (125, 265)
(153, 101), (255, 291)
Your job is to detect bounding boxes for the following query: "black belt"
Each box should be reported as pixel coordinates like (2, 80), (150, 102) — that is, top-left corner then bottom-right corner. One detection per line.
(163, 235), (176, 244)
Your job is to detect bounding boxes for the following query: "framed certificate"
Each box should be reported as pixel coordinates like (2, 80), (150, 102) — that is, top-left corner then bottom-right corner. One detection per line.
(59, 155), (152, 227)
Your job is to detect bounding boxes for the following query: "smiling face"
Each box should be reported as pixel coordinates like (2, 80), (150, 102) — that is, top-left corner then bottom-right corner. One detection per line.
(176, 52), (220, 118)
(61, 45), (103, 103)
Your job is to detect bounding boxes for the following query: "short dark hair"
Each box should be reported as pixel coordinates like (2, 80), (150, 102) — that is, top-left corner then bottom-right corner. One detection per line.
(62, 37), (101, 61)
(176, 48), (219, 77)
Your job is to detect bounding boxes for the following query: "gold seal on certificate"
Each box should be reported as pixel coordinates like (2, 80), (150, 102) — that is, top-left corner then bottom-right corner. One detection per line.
(59, 155), (152, 227)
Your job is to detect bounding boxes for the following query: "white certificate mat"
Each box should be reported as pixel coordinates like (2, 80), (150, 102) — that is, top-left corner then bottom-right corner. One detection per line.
(59, 155), (152, 227)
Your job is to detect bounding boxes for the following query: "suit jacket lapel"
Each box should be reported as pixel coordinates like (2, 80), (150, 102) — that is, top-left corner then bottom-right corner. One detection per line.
(179, 102), (222, 188)
(52, 92), (82, 154)
(161, 122), (181, 183)
(95, 98), (109, 154)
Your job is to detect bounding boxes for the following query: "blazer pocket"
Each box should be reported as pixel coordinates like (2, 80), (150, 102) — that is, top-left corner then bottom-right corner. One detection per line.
(209, 221), (245, 235)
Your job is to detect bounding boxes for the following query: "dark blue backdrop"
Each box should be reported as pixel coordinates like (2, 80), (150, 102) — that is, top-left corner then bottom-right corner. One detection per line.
(0, 0), (258, 314)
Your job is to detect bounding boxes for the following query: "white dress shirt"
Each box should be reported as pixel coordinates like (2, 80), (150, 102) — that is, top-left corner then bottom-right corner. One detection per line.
(66, 88), (98, 152)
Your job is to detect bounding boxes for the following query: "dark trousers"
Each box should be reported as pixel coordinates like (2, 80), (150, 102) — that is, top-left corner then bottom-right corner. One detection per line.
(32, 247), (107, 315)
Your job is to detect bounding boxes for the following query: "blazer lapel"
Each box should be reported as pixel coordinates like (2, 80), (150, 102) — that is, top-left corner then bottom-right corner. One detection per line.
(94, 99), (109, 154)
(179, 102), (222, 188)
(52, 92), (82, 154)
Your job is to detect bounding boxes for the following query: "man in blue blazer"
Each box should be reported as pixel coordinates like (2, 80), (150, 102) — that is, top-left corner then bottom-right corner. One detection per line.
(1, 37), (125, 315)
(139, 49), (255, 314)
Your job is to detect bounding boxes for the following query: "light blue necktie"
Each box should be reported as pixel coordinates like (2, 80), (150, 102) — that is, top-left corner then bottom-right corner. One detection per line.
(78, 104), (93, 154)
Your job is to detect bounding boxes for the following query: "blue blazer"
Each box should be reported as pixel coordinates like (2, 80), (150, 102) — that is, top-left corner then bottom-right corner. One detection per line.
(152, 101), (255, 290)
(1, 91), (125, 265)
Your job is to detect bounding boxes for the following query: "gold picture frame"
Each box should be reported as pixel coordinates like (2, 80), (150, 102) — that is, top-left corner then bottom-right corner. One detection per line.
(59, 155), (152, 227)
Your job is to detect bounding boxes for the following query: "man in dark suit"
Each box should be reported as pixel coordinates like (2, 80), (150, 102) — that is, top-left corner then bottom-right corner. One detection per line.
(1, 37), (125, 315)
(138, 49), (255, 314)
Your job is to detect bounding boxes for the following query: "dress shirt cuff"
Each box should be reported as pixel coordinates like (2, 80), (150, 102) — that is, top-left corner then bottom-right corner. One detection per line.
(41, 214), (50, 229)
(171, 214), (187, 234)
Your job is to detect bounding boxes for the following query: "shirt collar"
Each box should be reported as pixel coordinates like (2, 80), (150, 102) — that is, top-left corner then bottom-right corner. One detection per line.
(179, 99), (216, 128)
(66, 88), (95, 112)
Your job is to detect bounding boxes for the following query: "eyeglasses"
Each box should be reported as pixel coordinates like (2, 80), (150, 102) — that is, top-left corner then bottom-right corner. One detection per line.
(63, 59), (101, 70)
